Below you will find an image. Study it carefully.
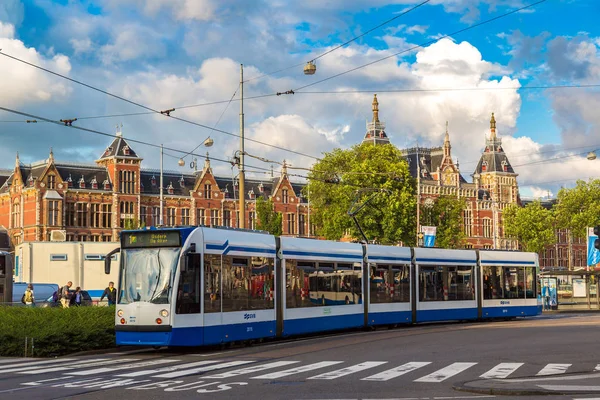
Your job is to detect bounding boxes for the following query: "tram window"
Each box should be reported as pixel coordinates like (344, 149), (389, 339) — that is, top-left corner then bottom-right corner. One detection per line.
(176, 253), (201, 314)
(482, 266), (525, 300)
(204, 254), (221, 313)
(419, 265), (474, 302)
(0, 257), (5, 278)
(525, 267), (535, 298)
(221, 255), (274, 312)
(286, 259), (319, 308)
(370, 264), (409, 304)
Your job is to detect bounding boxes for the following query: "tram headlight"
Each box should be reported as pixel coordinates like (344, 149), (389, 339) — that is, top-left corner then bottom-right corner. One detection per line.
(156, 318), (163, 325)
(117, 309), (124, 317)
(120, 318), (126, 324)
(160, 309), (169, 317)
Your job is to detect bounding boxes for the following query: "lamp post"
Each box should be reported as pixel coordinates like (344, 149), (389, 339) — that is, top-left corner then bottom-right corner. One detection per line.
(239, 64), (246, 229)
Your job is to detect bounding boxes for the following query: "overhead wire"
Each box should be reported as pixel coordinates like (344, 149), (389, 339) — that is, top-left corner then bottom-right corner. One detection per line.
(0, 51), (321, 161)
(289, 0), (547, 93)
(243, 1), (431, 83)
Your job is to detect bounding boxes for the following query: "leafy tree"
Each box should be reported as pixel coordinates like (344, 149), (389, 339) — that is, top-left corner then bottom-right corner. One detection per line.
(305, 143), (415, 245)
(123, 218), (145, 230)
(421, 196), (466, 249)
(503, 201), (555, 253)
(554, 179), (600, 239)
(256, 197), (283, 235)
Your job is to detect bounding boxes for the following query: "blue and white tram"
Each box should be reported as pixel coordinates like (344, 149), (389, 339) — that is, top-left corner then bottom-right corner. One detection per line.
(104, 226), (541, 347)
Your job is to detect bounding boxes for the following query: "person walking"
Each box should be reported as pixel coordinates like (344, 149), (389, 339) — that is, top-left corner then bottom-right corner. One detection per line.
(100, 282), (117, 306)
(60, 281), (72, 308)
(72, 287), (83, 307)
(21, 284), (35, 307)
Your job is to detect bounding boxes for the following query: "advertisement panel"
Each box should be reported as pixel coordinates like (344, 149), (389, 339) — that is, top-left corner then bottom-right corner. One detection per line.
(587, 227), (600, 268)
(422, 226), (437, 248)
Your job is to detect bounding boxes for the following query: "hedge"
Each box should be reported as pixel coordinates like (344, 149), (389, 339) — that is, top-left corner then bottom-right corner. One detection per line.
(0, 306), (115, 357)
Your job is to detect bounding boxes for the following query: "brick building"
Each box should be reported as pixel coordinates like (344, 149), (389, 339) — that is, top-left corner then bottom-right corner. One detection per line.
(365, 94), (519, 250)
(0, 132), (312, 249)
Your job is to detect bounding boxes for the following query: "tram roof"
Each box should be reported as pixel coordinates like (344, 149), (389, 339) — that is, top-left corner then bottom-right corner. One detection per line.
(414, 247), (477, 266)
(280, 237), (363, 263)
(366, 244), (411, 264)
(479, 250), (537, 267)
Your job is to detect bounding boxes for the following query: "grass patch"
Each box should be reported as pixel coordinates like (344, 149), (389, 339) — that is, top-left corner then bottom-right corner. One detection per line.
(0, 306), (115, 357)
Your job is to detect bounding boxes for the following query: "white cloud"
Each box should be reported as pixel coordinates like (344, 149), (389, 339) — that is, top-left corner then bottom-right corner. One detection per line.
(0, 23), (71, 106)
(406, 25), (428, 35)
(0, 0), (24, 27)
(0, 21), (15, 38)
(69, 38), (93, 54)
(116, 0), (217, 21)
(100, 25), (166, 64)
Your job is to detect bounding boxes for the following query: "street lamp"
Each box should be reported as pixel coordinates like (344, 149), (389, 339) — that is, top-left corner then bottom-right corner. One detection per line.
(178, 137), (214, 167)
(587, 151), (597, 161)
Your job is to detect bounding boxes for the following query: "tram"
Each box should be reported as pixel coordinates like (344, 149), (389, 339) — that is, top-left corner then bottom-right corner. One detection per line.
(105, 226), (541, 347)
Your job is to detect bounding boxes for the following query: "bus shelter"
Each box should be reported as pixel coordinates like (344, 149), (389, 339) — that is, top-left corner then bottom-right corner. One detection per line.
(540, 269), (600, 310)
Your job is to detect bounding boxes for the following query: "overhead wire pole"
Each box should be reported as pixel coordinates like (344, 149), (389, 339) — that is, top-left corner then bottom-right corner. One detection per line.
(239, 64), (245, 229)
(160, 144), (164, 226)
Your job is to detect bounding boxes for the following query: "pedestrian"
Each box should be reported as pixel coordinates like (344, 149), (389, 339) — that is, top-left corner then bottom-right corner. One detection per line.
(21, 284), (35, 307)
(60, 281), (72, 308)
(72, 287), (82, 307)
(100, 281), (117, 306)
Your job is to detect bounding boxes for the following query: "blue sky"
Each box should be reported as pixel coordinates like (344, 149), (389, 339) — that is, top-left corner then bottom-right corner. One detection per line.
(1, 0), (600, 198)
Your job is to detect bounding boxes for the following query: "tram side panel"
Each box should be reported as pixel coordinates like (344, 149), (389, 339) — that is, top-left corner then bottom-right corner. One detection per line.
(280, 237), (365, 336)
(479, 250), (540, 318)
(365, 244), (412, 326)
(414, 248), (479, 322)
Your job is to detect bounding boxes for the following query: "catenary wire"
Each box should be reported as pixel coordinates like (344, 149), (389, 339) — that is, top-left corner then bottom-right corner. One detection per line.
(0, 51), (321, 161)
(290, 0), (547, 92)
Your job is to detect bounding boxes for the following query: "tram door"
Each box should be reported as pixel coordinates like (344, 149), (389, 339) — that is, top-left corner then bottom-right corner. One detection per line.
(173, 253), (202, 344)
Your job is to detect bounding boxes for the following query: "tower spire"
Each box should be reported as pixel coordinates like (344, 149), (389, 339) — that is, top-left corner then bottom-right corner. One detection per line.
(49, 147), (54, 163)
(490, 112), (496, 139)
(15, 152), (20, 168)
(443, 121), (451, 157)
(372, 94), (379, 123)
(444, 121), (450, 143)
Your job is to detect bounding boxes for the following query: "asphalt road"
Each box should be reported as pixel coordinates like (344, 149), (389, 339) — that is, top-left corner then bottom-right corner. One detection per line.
(2, 313), (600, 400)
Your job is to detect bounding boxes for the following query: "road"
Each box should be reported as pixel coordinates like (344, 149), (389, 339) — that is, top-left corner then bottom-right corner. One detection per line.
(1, 313), (600, 400)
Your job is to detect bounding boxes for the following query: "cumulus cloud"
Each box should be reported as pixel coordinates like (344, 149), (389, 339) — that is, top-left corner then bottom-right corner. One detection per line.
(70, 38), (93, 55)
(0, 0), (24, 28)
(113, 0), (217, 21)
(0, 23), (72, 107)
(100, 25), (166, 64)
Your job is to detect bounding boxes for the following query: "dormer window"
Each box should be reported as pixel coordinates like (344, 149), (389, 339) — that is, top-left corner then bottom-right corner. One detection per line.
(223, 187), (229, 198)
(67, 174), (73, 188)
(258, 183), (264, 193)
(151, 175), (156, 186)
(48, 175), (55, 189)
(103, 179), (110, 191)
(104, 147), (113, 157)
(501, 160), (508, 172)
(167, 182), (174, 195)
(123, 145), (130, 156)
(78, 176), (85, 189)
(179, 175), (185, 188)
(282, 189), (288, 204)
(28, 175), (34, 187)
(482, 161), (488, 172)
(91, 177), (98, 190)
(248, 189), (255, 199)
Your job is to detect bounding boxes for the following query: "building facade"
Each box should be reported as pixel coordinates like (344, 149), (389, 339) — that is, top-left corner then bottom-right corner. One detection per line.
(364, 95), (519, 250)
(0, 133), (312, 249)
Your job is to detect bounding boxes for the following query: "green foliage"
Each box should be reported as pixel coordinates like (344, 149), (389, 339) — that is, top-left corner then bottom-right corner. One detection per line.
(421, 196), (466, 249)
(305, 143), (416, 245)
(554, 179), (600, 238)
(256, 197), (283, 235)
(0, 306), (115, 357)
(124, 218), (145, 230)
(504, 201), (555, 253)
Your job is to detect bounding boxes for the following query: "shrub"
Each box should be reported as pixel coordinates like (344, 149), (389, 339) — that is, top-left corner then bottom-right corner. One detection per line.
(0, 306), (115, 357)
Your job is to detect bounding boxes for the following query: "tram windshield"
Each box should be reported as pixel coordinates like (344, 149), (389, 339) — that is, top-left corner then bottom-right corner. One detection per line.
(118, 248), (181, 304)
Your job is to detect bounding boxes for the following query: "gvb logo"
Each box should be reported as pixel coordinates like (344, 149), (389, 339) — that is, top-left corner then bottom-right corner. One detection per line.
(244, 313), (256, 320)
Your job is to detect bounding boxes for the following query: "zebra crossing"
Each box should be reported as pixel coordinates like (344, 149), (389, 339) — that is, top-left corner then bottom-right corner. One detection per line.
(0, 356), (592, 385)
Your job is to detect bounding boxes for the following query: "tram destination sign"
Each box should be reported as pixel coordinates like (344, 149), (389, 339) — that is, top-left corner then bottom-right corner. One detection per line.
(122, 231), (181, 248)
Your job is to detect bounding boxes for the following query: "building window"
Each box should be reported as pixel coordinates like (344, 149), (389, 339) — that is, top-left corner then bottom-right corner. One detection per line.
(152, 207), (160, 226)
(91, 204), (100, 228)
(463, 209), (472, 237)
(210, 209), (219, 227)
(287, 213), (296, 235)
(48, 175), (56, 190)
(140, 206), (147, 227)
(76, 203), (88, 227)
(299, 213), (306, 236)
(48, 200), (59, 226)
(119, 171), (136, 194)
(483, 218), (492, 238)
(204, 183), (212, 199)
(282, 189), (288, 204)
(119, 201), (134, 227)
(66, 234), (75, 242)
(181, 208), (190, 225)
(78, 235), (87, 242)
(103, 234), (112, 242)
(196, 208), (205, 226)
(65, 202), (76, 227)
(102, 204), (112, 228)
(248, 211), (255, 230)
(223, 210), (231, 227)
(236, 211), (240, 228)
(91, 235), (100, 242)
(11, 199), (20, 228)
(167, 208), (176, 226)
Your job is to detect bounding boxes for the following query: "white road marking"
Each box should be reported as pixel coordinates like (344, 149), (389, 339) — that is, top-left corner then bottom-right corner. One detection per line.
(536, 363), (571, 376)
(538, 384), (600, 391)
(0, 358), (76, 372)
(414, 362), (478, 383)
(204, 361), (300, 378)
(362, 362), (432, 382)
(152, 360), (255, 378)
(19, 358), (139, 375)
(252, 361), (344, 380)
(116, 360), (223, 377)
(479, 363), (524, 379)
(0, 358), (106, 374)
(21, 377), (73, 386)
(308, 362), (388, 380)
(68, 358), (180, 376)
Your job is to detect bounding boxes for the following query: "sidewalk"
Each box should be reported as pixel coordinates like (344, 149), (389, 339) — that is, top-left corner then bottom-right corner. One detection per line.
(545, 303), (600, 313)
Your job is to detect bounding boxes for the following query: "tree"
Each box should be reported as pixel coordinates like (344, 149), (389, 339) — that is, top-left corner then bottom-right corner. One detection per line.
(305, 143), (415, 245)
(255, 197), (283, 236)
(554, 179), (600, 239)
(503, 201), (555, 253)
(123, 218), (145, 230)
(421, 196), (466, 249)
